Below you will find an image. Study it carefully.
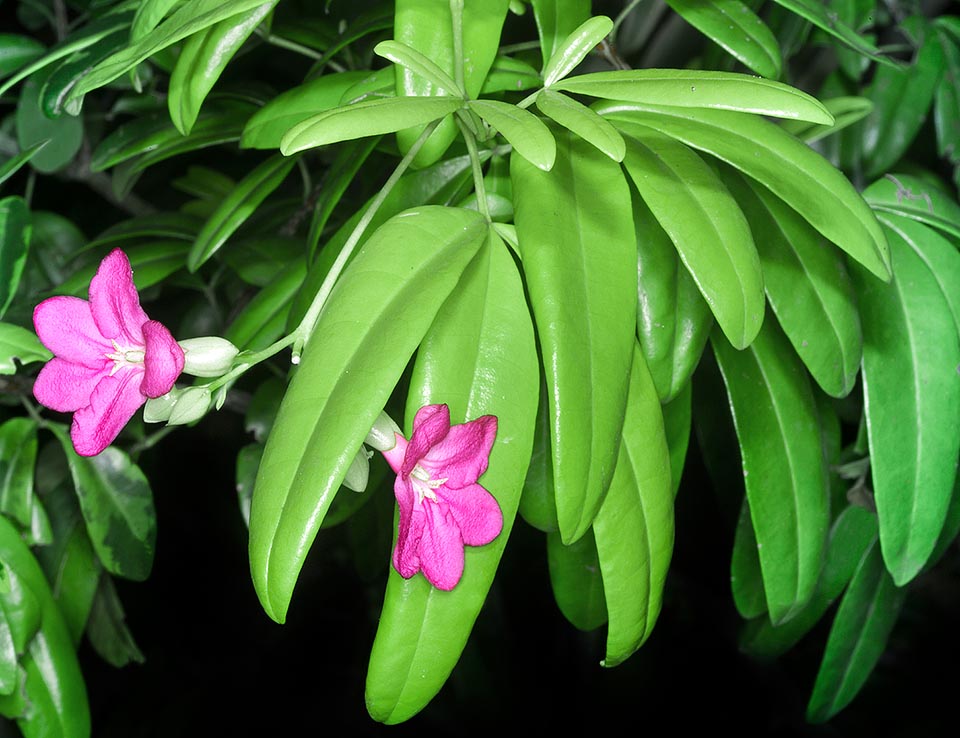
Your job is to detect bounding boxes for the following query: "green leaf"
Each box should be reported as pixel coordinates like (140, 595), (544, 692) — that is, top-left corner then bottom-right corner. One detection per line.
(542, 15), (613, 87)
(662, 381), (692, 498)
(85, 574), (144, 668)
(366, 231), (538, 725)
(468, 99), (556, 171)
(248, 207), (487, 624)
(374, 40), (461, 95)
(731, 498), (766, 619)
(535, 88), (624, 161)
(0, 322), (51, 375)
(131, 0), (183, 42)
(0, 611), (15, 695)
(632, 190), (713, 403)
(740, 505), (878, 659)
(225, 259), (306, 351)
(241, 71), (371, 150)
(722, 168), (862, 398)
(86, 213), (202, 249)
(599, 102), (891, 281)
(780, 96), (873, 143)
(188, 154), (296, 271)
(711, 319), (830, 624)
(852, 225), (960, 585)
(530, 0), (591, 64)
(0, 418), (39, 531)
(547, 528), (607, 631)
(54, 241), (190, 296)
(933, 26), (960, 166)
(0, 561), (41, 657)
(664, 0), (782, 78)
(0, 34), (45, 79)
(168, 1), (278, 135)
(620, 124), (763, 349)
(0, 140), (49, 188)
(15, 78), (82, 174)
(863, 173), (960, 241)
(806, 538), (906, 723)
(518, 378), (558, 533)
(766, 0), (892, 66)
(593, 346), (673, 666)
(555, 70), (832, 124)
(481, 55), (541, 94)
(0, 196), (31, 319)
(280, 96), (462, 154)
(511, 129), (637, 544)
(50, 428), (157, 583)
(38, 27), (130, 118)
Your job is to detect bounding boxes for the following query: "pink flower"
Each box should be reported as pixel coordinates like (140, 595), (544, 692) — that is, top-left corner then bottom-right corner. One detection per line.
(381, 404), (502, 590)
(32, 248), (184, 457)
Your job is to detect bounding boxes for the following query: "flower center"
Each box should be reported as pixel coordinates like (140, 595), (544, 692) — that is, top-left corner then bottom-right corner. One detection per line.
(105, 340), (145, 375)
(409, 464), (447, 504)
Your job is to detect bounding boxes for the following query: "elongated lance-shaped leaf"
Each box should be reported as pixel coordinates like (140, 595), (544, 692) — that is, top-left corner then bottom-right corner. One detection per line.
(168, 1), (278, 135)
(731, 498), (766, 619)
(806, 538), (906, 722)
(226, 259), (306, 352)
(0, 196), (31, 320)
(188, 154), (296, 271)
(722, 167), (862, 398)
(741, 505), (878, 659)
(535, 89), (625, 161)
(469, 99), (556, 171)
(547, 528), (607, 631)
(0, 322), (51, 375)
(0, 418), (39, 531)
(511, 128), (637, 544)
(518, 378), (559, 533)
(374, 40), (461, 95)
(249, 207), (487, 624)
(631, 171), (713, 402)
(863, 173), (960, 241)
(662, 381), (692, 498)
(542, 15), (613, 87)
(781, 96), (874, 144)
(366, 232), (538, 724)
(555, 70), (831, 124)
(852, 226), (960, 586)
(530, 0), (591, 64)
(593, 346), (673, 665)
(664, 0), (782, 79)
(933, 24), (960, 168)
(0, 140), (48, 188)
(38, 26), (130, 117)
(711, 318), (830, 624)
(767, 0), (893, 66)
(597, 101), (891, 280)
(619, 123), (763, 349)
(281, 96), (462, 154)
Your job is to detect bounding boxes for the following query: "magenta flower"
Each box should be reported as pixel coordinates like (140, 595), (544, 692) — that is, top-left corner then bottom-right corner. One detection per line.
(32, 248), (184, 456)
(381, 404), (502, 590)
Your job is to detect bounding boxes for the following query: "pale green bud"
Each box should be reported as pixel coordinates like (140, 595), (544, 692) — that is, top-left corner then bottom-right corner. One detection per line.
(167, 387), (212, 425)
(364, 411), (402, 452)
(143, 388), (182, 423)
(178, 337), (239, 378)
(343, 446), (373, 492)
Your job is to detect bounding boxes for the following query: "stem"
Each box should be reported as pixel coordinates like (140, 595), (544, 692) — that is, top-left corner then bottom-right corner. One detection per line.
(262, 33), (323, 60)
(450, 0), (465, 93)
(498, 41), (541, 55)
(129, 425), (179, 455)
(613, 0), (646, 36)
(457, 116), (491, 221)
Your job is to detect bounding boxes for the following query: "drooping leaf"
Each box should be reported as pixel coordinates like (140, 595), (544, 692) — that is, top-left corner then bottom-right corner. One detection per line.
(731, 499), (766, 619)
(0, 418), (39, 531)
(85, 574), (144, 668)
(661, 381), (692, 498)
(547, 528), (607, 631)
(518, 378), (558, 533)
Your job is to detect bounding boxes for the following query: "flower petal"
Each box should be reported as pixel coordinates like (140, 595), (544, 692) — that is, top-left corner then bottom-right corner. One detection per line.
(33, 358), (111, 412)
(381, 433), (408, 475)
(392, 476), (423, 578)
(401, 404), (451, 477)
(33, 296), (112, 366)
(439, 482), (503, 546)
(421, 415), (497, 488)
(70, 368), (146, 456)
(141, 320), (185, 398)
(419, 503), (465, 590)
(89, 249), (149, 346)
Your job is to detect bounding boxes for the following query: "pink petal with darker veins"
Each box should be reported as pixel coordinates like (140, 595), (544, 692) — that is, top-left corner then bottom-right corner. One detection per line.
(393, 487), (425, 579)
(140, 320), (184, 397)
(420, 415), (497, 489)
(418, 503), (465, 590)
(33, 296), (113, 366)
(71, 368), (146, 456)
(89, 249), (149, 345)
(401, 404), (451, 477)
(32, 358), (111, 413)
(439, 482), (503, 546)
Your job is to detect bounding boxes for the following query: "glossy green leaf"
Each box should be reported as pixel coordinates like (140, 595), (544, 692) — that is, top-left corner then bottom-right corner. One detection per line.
(593, 346), (673, 665)
(394, 0), (510, 166)
(168, 1), (278, 135)
(518, 378), (558, 533)
(220, 237), (302, 286)
(711, 318), (830, 623)
(469, 99), (556, 171)
(664, 0), (781, 78)
(767, 0), (891, 66)
(0, 418), (39, 531)
(723, 168), (862, 398)
(15, 78), (82, 174)
(0, 561), (41, 657)
(535, 88), (624, 161)
(241, 71), (370, 150)
(806, 538), (905, 723)
(547, 529), (607, 631)
(620, 124), (763, 350)
(863, 173), (960, 241)
(861, 30), (943, 178)
(542, 15), (612, 87)
(0, 196), (30, 319)
(225, 259), (305, 351)
(0, 34), (45, 78)
(556, 70), (832, 124)
(852, 227), (960, 585)
(366, 231), (538, 724)
(481, 55), (541, 94)
(599, 102), (891, 280)
(85, 574), (143, 668)
(50, 428), (156, 582)
(374, 40), (461, 95)
(933, 26), (960, 166)
(54, 241), (190, 297)
(68, 0), (275, 105)
(0, 322), (51, 375)
(249, 207), (487, 624)
(0, 140), (48, 188)
(530, 0), (591, 63)
(0, 611), (15, 695)
(927, 477), (960, 569)
(632, 191), (713, 403)
(90, 110), (217, 172)
(131, 0), (182, 41)
(281, 96), (462, 154)
(780, 96), (873, 143)
(511, 129), (637, 544)
(38, 26), (131, 117)
(731, 498), (766, 619)
(741, 505), (878, 659)
(339, 66), (395, 106)
(188, 154), (296, 271)
(86, 213), (202, 249)
(662, 381), (692, 498)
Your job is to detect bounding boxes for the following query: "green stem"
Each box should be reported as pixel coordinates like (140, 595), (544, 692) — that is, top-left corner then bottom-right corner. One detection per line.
(613, 0), (646, 36)
(457, 116), (491, 222)
(450, 0), (466, 93)
(262, 33), (323, 60)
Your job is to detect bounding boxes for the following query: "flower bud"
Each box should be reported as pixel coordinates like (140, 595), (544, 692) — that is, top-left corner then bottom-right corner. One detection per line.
(143, 388), (182, 423)
(167, 387), (212, 425)
(178, 337), (239, 378)
(364, 411), (402, 452)
(343, 446), (372, 492)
